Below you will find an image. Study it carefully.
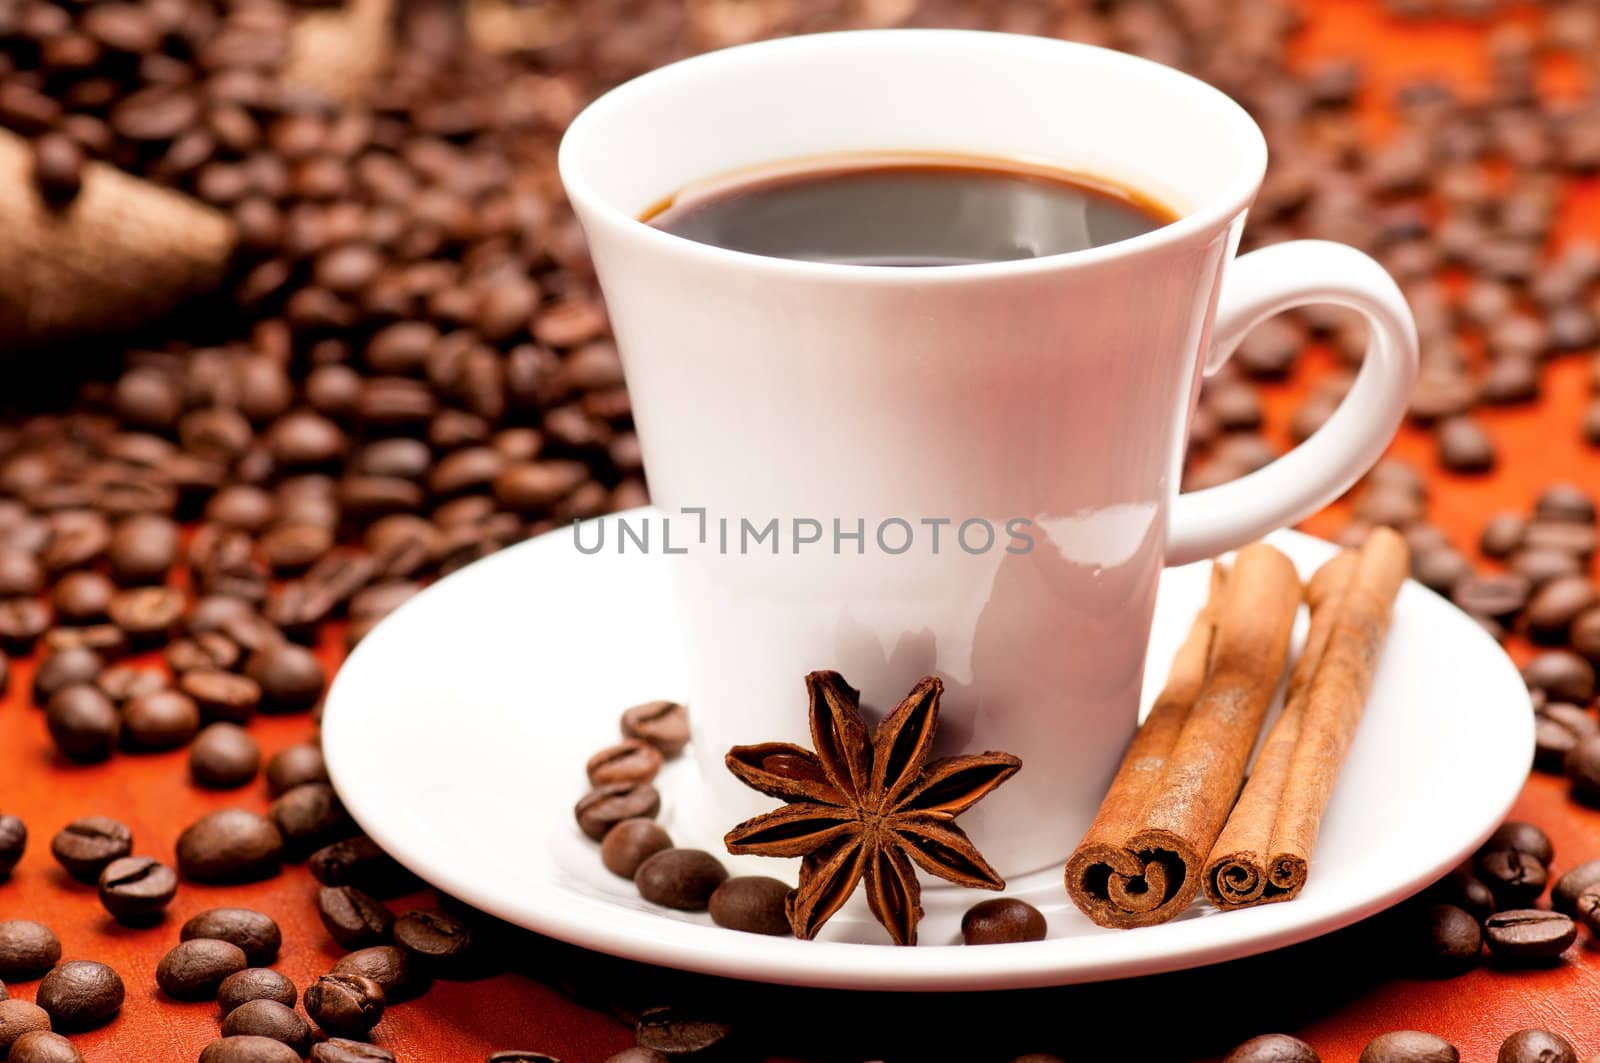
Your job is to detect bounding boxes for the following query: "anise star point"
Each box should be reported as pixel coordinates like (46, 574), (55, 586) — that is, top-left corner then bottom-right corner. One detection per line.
(724, 670), (1021, 945)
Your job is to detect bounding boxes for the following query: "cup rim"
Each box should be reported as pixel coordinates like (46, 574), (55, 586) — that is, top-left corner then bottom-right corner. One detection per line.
(558, 29), (1269, 282)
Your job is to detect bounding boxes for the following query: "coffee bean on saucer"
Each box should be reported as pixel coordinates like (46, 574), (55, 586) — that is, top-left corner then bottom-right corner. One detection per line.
(8, 1030), (83, 1063)
(270, 782), (356, 856)
(190, 723), (261, 789)
(587, 740), (663, 787)
(1476, 849), (1547, 908)
(1224, 1034), (1321, 1063)
(0, 921), (61, 980)
(181, 669), (263, 724)
(221, 999), (313, 1056)
(635, 849), (727, 911)
(45, 685), (119, 762)
(709, 877), (792, 936)
(35, 960), (123, 1030)
(218, 969), (298, 1015)
(311, 1040), (397, 1062)
(157, 938), (249, 1000)
(51, 817), (132, 882)
(961, 898), (1047, 945)
(1359, 1030), (1458, 1063)
(309, 836), (418, 895)
(98, 856), (177, 925)
(635, 1007), (732, 1059)
(265, 744), (327, 796)
(1418, 903), (1481, 975)
(393, 910), (474, 971)
(1498, 1029), (1577, 1063)
(0, 815), (26, 877)
(1479, 821), (1554, 866)
(620, 700), (689, 757)
(176, 810), (284, 883)
(0, 1001), (51, 1057)
(331, 946), (426, 1003)
(319, 887), (394, 950)
(200, 1036), (302, 1063)
(575, 783), (660, 841)
(245, 642), (325, 713)
(122, 690), (200, 751)
(1484, 909), (1576, 963)
(181, 909), (282, 967)
(304, 973), (385, 1039)
(600, 818), (672, 879)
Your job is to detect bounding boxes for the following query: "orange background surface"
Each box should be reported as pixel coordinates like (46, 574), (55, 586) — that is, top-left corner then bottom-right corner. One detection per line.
(4, 1), (1600, 1060)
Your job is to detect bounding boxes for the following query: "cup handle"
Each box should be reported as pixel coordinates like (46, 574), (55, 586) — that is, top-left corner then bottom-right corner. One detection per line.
(1166, 240), (1419, 567)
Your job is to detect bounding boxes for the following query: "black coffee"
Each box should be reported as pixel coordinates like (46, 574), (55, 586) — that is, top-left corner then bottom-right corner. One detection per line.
(647, 154), (1175, 266)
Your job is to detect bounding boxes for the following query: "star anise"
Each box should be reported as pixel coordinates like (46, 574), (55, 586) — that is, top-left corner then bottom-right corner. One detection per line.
(723, 671), (1022, 945)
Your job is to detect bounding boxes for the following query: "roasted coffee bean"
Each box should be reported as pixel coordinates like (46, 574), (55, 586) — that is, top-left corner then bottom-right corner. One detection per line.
(182, 909), (282, 968)
(108, 514), (179, 585)
(106, 586), (184, 642)
(166, 632), (243, 674)
(603, 1052), (668, 1063)
(1537, 705), (1597, 772)
(1526, 521), (1599, 558)
(190, 723), (261, 789)
(1525, 577), (1598, 641)
(35, 960), (123, 1031)
(157, 938), (249, 1000)
(601, 819), (673, 880)
(635, 849), (728, 912)
(245, 643), (325, 713)
(1511, 547), (1582, 587)
(1553, 859), (1600, 915)
(1223, 1034), (1322, 1063)
(199, 1036), (302, 1063)
(575, 783), (661, 841)
(620, 700), (690, 756)
(0, 552), (42, 598)
(96, 664), (166, 706)
(0, 921), (61, 980)
(308, 835), (417, 895)
(8, 1030), (84, 1063)
(98, 856), (177, 925)
(1536, 484), (1597, 525)
(42, 624), (128, 659)
(1437, 416), (1495, 472)
(1359, 1031), (1458, 1063)
(218, 969), (298, 1016)
(311, 1040), (397, 1063)
(0, 1001), (52, 1057)
(1429, 867), (1497, 922)
(52, 571), (113, 623)
(708, 876), (791, 936)
(1480, 822), (1554, 866)
(0, 598), (50, 652)
(1411, 547), (1469, 595)
(266, 744), (328, 796)
(393, 910), (474, 971)
(331, 946), (426, 1003)
(488, 1054), (559, 1063)
(319, 887), (395, 950)
(304, 973), (385, 1039)
(1476, 849), (1548, 908)
(181, 669), (263, 724)
(1566, 732), (1600, 804)
(221, 999), (313, 1056)
(176, 810), (284, 883)
(270, 782), (356, 857)
(46, 685), (119, 762)
(0, 814), (25, 878)
(1417, 903), (1481, 975)
(51, 817), (132, 882)
(1484, 909), (1576, 963)
(961, 897), (1047, 945)
(635, 1007), (732, 1059)
(1574, 607), (1600, 664)
(1452, 573), (1531, 621)
(122, 690), (200, 751)
(32, 647), (105, 704)
(587, 739), (664, 787)
(1524, 651), (1596, 704)
(1498, 1028), (1577, 1063)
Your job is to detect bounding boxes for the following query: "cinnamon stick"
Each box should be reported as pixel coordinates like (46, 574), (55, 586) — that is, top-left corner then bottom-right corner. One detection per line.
(1066, 542), (1302, 928)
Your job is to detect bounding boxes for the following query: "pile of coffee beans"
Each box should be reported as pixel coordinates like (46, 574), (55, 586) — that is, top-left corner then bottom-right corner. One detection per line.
(1218, 1025), (1588, 1063)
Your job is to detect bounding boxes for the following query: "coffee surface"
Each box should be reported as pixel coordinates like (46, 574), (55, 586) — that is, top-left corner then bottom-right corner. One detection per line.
(647, 155), (1175, 265)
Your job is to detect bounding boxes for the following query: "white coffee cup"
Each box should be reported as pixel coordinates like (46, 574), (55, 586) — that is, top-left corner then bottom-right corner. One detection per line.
(559, 30), (1417, 878)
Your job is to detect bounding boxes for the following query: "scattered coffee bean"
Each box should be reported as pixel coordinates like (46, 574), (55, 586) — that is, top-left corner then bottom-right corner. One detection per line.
(961, 898), (1047, 945)
(1553, 860), (1600, 915)
(331, 946), (426, 1003)
(309, 836), (418, 895)
(1536, 484), (1596, 525)
(1498, 1029), (1576, 1063)
(1437, 416), (1495, 472)
(1524, 650), (1596, 704)
(1536, 705), (1595, 772)
(245, 643), (326, 713)
(1359, 1031), (1458, 1063)
(181, 909), (282, 967)
(635, 849), (728, 912)
(635, 1007), (732, 1059)
(319, 887), (395, 950)
(709, 877), (792, 936)
(1484, 909), (1577, 963)
(121, 689), (200, 751)
(218, 969), (298, 1015)
(157, 938), (249, 1000)
(488, 1053), (560, 1063)
(199, 1036), (302, 1063)
(45, 684), (120, 762)
(8, 1030), (84, 1063)
(393, 909), (475, 973)
(181, 669), (263, 724)
(0, 815), (26, 877)
(1429, 867), (1497, 922)
(304, 973), (385, 1039)
(575, 783), (661, 841)
(1224, 1034), (1321, 1063)
(1481, 821), (1554, 865)
(51, 817), (132, 883)
(98, 855), (177, 926)
(1453, 573), (1531, 621)
(265, 744), (328, 796)
(32, 648), (105, 704)
(52, 571), (112, 624)
(0, 921), (61, 981)
(620, 700), (690, 757)
(221, 999), (313, 1056)
(270, 782), (356, 857)
(1476, 849), (1549, 908)
(587, 739), (664, 787)
(1567, 733), (1600, 804)
(604, 1051), (669, 1063)
(35, 960), (123, 1031)
(189, 723), (262, 789)
(176, 810), (284, 883)
(310, 1040), (397, 1063)
(0, 1000), (52, 1057)
(1418, 903), (1481, 975)
(600, 819), (672, 880)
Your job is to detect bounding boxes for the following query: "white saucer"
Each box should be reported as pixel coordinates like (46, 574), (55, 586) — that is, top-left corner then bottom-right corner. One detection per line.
(322, 510), (1532, 991)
